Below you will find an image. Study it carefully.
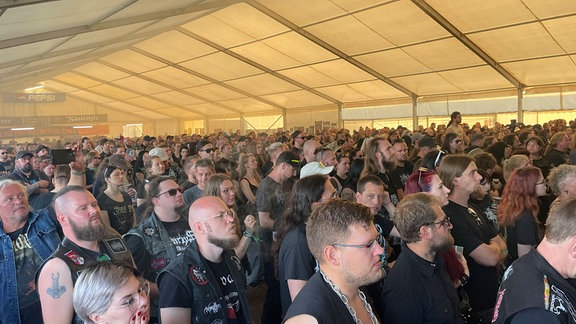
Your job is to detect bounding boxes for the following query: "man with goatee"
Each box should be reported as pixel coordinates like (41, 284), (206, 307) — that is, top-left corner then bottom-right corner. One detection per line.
(158, 196), (253, 324)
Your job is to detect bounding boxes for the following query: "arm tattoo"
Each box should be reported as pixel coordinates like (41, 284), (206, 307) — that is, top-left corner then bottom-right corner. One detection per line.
(46, 272), (66, 299)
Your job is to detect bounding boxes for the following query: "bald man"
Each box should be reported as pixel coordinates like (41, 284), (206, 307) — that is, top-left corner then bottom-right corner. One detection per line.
(36, 186), (134, 324)
(158, 196), (253, 324)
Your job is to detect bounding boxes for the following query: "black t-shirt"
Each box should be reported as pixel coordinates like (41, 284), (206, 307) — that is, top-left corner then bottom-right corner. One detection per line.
(97, 191), (135, 235)
(389, 162), (414, 191)
(8, 224), (45, 324)
(443, 201), (500, 312)
(158, 258), (245, 323)
(504, 209), (542, 267)
(378, 172), (400, 205)
(279, 223), (316, 316)
(206, 259), (243, 324)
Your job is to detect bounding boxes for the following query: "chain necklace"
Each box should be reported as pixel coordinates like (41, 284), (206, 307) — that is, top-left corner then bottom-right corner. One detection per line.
(320, 269), (378, 324)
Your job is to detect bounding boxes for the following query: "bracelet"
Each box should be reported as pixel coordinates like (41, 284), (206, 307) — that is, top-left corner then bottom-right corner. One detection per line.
(243, 231), (254, 239)
(71, 170), (85, 176)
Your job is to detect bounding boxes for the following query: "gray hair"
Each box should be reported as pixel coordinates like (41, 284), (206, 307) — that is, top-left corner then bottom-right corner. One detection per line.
(73, 262), (138, 324)
(547, 165), (576, 196)
(0, 179), (25, 195)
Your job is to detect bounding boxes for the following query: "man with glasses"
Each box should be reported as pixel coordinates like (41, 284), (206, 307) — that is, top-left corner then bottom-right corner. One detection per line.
(291, 130), (306, 156)
(439, 154), (507, 323)
(158, 196), (253, 323)
(124, 176), (193, 323)
(6, 150), (50, 202)
(36, 186), (134, 324)
(284, 198), (383, 323)
(380, 193), (463, 323)
(196, 140), (216, 161)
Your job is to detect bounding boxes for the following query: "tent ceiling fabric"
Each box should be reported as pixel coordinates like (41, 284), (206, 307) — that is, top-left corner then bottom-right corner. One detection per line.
(1, 0), (576, 121)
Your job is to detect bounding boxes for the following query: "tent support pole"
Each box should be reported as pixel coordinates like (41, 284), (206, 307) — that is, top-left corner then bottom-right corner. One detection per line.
(412, 95), (418, 131)
(517, 87), (524, 124)
(338, 103), (343, 129)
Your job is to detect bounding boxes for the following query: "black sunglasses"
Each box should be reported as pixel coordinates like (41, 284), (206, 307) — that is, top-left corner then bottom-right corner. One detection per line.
(156, 187), (183, 197)
(201, 148), (215, 153)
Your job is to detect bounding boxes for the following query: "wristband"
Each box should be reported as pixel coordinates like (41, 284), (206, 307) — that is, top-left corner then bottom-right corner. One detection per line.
(501, 249), (508, 254)
(243, 231), (254, 238)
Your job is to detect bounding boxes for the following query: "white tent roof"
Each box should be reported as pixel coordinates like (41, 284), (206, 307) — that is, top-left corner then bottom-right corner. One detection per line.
(1, 0), (576, 121)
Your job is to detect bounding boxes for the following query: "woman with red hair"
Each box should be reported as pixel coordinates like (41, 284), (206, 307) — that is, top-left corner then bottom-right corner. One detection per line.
(497, 166), (546, 267)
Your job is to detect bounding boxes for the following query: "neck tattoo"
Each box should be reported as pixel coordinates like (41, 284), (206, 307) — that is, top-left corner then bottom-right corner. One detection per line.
(320, 269), (378, 324)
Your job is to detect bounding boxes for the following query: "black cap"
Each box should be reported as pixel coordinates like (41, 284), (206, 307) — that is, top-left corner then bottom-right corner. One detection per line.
(16, 150), (33, 160)
(275, 151), (300, 168)
(419, 136), (436, 148)
(35, 144), (49, 154)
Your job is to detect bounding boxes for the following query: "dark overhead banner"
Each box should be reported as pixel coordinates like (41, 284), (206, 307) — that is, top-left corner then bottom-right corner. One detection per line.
(2, 92), (66, 103)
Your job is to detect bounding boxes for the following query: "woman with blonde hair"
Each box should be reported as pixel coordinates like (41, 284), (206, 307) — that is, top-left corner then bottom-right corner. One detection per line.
(73, 262), (149, 324)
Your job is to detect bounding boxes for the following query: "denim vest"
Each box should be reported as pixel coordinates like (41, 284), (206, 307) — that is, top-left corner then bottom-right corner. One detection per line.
(158, 240), (253, 323)
(123, 211), (186, 280)
(0, 211), (61, 324)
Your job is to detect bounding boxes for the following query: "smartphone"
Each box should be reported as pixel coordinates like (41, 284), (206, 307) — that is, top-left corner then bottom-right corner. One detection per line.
(50, 149), (75, 165)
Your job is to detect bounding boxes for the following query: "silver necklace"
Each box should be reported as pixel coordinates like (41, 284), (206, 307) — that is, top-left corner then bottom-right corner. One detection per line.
(320, 269), (379, 324)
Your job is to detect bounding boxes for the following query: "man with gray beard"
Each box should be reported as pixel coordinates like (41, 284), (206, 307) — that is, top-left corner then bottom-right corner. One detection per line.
(158, 196), (253, 324)
(36, 186), (134, 324)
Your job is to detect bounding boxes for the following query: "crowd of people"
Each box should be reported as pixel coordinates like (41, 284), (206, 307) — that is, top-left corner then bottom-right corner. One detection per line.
(2, 111), (576, 323)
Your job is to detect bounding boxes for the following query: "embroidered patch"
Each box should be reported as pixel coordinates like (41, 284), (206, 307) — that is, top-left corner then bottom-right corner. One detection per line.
(106, 238), (127, 253)
(150, 257), (167, 271)
(64, 250), (85, 265)
(144, 227), (155, 236)
(189, 266), (208, 285)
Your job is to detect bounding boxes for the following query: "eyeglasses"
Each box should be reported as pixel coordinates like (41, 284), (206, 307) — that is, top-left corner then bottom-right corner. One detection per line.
(332, 239), (378, 252)
(536, 179), (547, 186)
(155, 187), (182, 197)
(427, 217), (451, 228)
(108, 281), (150, 312)
(434, 150), (446, 167)
(200, 148), (215, 153)
(205, 209), (236, 221)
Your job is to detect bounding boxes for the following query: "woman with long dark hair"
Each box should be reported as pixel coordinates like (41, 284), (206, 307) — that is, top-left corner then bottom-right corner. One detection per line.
(274, 174), (336, 317)
(441, 133), (463, 154)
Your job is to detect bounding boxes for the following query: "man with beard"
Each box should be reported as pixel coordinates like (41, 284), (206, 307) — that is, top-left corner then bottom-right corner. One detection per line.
(6, 150), (49, 202)
(124, 176), (194, 323)
(36, 186), (134, 324)
(380, 193), (463, 323)
(284, 199), (383, 323)
(361, 137), (401, 205)
(0, 180), (61, 324)
(158, 196), (253, 323)
(389, 138), (413, 201)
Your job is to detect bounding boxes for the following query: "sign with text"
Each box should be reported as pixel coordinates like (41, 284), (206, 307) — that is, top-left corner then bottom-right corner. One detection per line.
(3, 92), (66, 103)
